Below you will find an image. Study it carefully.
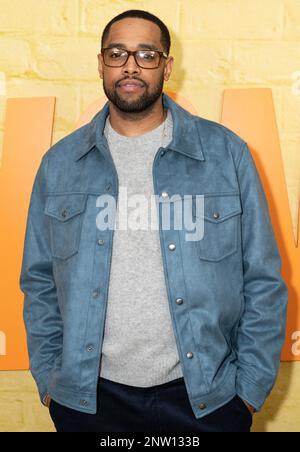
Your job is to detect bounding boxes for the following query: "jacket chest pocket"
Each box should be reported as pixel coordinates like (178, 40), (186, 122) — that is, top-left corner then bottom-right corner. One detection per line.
(44, 194), (88, 260)
(195, 193), (242, 262)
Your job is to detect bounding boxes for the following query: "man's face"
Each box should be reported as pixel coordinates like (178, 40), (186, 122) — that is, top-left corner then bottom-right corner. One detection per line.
(98, 18), (173, 113)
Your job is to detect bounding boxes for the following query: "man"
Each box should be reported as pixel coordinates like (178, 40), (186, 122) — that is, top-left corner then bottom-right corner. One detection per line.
(20, 9), (288, 432)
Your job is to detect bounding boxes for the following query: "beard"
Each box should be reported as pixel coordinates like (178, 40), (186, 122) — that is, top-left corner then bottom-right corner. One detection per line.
(102, 73), (164, 113)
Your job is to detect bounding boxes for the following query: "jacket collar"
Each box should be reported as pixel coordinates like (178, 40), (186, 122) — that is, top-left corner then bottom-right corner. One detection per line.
(75, 92), (205, 162)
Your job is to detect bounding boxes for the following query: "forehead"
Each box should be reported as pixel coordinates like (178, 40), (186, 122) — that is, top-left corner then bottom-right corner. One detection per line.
(104, 18), (162, 50)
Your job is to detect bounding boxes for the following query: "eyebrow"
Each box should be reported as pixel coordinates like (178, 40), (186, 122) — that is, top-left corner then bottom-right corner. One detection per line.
(105, 42), (161, 52)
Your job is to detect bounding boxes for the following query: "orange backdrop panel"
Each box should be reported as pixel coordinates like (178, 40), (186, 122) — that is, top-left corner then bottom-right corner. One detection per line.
(221, 88), (300, 361)
(0, 97), (56, 369)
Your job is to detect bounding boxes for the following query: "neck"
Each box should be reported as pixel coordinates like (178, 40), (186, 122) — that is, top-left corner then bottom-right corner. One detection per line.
(108, 96), (167, 137)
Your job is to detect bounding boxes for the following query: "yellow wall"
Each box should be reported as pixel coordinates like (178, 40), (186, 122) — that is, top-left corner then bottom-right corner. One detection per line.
(0, 0), (299, 432)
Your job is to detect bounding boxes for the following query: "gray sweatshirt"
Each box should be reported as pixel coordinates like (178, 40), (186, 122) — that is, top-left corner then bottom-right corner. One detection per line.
(99, 108), (184, 386)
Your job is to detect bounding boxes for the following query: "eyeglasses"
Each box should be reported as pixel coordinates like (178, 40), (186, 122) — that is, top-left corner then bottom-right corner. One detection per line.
(100, 47), (168, 69)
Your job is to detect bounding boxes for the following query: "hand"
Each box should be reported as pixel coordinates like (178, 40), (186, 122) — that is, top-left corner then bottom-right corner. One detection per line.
(242, 399), (255, 415)
(43, 394), (51, 408)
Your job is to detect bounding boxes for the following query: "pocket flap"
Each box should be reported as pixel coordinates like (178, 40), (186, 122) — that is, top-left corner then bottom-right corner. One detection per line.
(196, 193), (242, 223)
(44, 194), (88, 222)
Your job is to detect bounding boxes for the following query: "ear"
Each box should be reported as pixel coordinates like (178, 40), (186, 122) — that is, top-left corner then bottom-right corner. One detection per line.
(97, 53), (104, 79)
(164, 56), (174, 81)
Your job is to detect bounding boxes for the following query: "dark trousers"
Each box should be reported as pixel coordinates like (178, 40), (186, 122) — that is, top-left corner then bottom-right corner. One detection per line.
(49, 376), (253, 432)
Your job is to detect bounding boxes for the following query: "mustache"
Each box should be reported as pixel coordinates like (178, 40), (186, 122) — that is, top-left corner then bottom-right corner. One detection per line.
(116, 78), (146, 87)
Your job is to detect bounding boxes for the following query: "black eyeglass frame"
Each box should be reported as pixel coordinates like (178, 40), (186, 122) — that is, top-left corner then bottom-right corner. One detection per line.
(100, 47), (169, 69)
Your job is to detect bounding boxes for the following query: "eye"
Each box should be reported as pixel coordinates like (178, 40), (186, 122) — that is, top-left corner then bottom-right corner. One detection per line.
(108, 49), (125, 58)
(140, 51), (156, 60)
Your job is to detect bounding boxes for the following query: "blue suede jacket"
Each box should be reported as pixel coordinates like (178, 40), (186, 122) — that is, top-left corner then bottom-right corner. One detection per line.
(20, 93), (288, 418)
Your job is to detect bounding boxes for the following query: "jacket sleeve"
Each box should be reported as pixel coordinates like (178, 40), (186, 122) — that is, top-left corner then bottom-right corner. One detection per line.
(19, 152), (63, 405)
(235, 141), (288, 412)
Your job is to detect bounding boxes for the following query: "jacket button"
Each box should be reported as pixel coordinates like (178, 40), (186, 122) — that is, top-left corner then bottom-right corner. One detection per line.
(161, 191), (169, 198)
(160, 150), (166, 157)
(86, 345), (94, 353)
(168, 244), (176, 251)
(80, 399), (88, 406)
(97, 239), (104, 246)
(186, 352), (193, 359)
(199, 403), (207, 410)
(176, 298), (183, 305)
(61, 209), (68, 218)
(106, 184), (111, 191)
(213, 212), (220, 219)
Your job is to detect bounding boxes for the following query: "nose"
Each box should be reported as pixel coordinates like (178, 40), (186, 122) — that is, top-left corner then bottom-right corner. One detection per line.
(122, 54), (141, 74)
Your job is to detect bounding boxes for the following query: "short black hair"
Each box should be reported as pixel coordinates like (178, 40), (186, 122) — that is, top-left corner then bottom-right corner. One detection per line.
(101, 9), (171, 55)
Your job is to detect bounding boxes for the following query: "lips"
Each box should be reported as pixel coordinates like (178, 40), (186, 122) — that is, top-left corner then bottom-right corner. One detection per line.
(118, 80), (144, 87)
(117, 81), (145, 93)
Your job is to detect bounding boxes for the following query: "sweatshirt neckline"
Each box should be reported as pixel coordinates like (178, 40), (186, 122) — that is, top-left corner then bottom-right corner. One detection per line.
(105, 109), (171, 141)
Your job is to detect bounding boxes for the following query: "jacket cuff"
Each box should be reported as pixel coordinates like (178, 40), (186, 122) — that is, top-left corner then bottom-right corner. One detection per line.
(236, 375), (268, 412)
